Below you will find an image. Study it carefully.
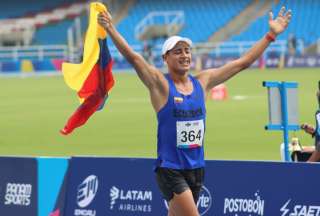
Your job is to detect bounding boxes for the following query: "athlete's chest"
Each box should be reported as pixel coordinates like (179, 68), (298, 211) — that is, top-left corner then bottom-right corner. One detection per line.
(171, 93), (205, 119)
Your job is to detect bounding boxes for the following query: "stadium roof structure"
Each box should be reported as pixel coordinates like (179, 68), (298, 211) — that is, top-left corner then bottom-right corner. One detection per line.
(135, 11), (184, 41)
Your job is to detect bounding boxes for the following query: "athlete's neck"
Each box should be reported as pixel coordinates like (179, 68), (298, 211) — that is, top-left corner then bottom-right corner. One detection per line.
(169, 72), (193, 95)
(169, 71), (189, 84)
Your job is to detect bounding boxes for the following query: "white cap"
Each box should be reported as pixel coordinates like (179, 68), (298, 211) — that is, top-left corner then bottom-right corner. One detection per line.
(161, 36), (192, 55)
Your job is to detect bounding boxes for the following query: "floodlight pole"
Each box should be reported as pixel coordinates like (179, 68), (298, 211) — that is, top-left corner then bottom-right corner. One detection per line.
(263, 81), (300, 162)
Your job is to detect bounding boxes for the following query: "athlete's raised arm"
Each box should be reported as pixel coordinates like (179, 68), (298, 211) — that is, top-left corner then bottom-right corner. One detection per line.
(98, 11), (168, 111)
(197, 7), (292, 95)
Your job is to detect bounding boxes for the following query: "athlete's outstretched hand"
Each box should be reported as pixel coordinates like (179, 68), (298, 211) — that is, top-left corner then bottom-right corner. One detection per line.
(269, 6), (292, 36)
(98, 11), (113, 30)
(301, 123), (315, 135)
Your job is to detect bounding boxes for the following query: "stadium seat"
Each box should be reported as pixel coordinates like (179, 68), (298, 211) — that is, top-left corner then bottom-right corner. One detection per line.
(32, 59), (56, 71)
(116, 0), (252, 47)
(230, 0), (320, 47)
(1, 61), (21, 72)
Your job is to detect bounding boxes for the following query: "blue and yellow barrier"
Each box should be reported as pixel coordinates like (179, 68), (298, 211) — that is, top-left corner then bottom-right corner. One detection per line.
(0, 59), (63, 74)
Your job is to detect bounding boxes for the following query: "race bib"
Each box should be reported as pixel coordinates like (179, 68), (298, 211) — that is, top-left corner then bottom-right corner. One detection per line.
(176, 120), (204, 149)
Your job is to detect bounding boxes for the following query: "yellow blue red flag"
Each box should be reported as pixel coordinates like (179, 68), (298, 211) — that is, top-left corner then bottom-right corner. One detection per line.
(60, 2), (114, 135)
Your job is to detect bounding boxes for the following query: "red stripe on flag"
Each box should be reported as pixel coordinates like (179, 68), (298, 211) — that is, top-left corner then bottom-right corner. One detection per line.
(60, 60), (114, 135)
(60, 93), (105, 135)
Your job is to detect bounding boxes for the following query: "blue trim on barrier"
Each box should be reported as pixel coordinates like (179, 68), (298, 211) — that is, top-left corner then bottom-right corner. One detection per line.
(265, 124), (282, 130)
(280, 83), (290, 161)
(263, 81), (280, 88)
(283, 82), (298, 88)
(265, 124), (300, 130)
(263, 81), (298, 88)
(37, 157), (69, 216)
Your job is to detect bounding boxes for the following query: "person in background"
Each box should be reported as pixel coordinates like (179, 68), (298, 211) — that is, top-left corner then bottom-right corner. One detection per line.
(142, 41), (154, 64)
(301, 87), (320, 162)
(288, 33), (297, 55)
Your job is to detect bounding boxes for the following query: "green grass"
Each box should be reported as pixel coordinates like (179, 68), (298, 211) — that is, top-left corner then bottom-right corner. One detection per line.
(0, 68), (318, 161)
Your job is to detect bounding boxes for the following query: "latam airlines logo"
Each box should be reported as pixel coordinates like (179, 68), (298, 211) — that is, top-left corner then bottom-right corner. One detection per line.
(280, 199), (320, 216)
(164, 185), (212, 215)
(110, 186), (119, 210)
(109, 186), (153, 213)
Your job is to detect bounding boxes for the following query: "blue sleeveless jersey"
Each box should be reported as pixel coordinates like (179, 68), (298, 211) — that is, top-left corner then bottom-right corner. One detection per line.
(156, 74), (206, 169)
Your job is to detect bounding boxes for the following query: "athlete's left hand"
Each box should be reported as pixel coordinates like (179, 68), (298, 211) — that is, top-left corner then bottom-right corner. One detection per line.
(301, 123), (315, 135)
(269, 6), (292, 36)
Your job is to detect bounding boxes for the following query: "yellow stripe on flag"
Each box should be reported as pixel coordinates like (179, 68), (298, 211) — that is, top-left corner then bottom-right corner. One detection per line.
(62, 2), (108, 92)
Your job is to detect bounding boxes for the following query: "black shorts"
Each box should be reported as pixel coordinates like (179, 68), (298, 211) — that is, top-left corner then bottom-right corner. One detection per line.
(155, 167), (204, 203)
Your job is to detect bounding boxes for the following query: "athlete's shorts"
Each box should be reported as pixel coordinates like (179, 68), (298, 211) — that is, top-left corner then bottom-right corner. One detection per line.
(155, 167), (204, 203)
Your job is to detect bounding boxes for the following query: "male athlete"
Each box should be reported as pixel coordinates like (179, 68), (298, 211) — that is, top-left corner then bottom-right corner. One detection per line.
(98, 6), (291, 216)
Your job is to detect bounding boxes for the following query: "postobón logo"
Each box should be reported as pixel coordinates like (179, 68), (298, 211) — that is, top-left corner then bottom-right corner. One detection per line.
(223, 191), (264, 216)
(77, 175), (98, 208)
(4, 183), (32, 206)
(164, 185), (212, 215)
(110, 186), (119, 209)
(280, 199), (320, 216)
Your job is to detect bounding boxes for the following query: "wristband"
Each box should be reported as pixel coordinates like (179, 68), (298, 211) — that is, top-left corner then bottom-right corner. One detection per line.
(265, 32), (276, 42)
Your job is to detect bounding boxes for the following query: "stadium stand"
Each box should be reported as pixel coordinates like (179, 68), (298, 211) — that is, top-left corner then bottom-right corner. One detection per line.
(1, 0), (320, 73)
(230, 0), (320, 51)
(116, 0), (252, 46)
(0, 0), (87, 46)
(208, 1), (274, 44)
(0, 0), (67, 19)
(0, 0), (88, 72)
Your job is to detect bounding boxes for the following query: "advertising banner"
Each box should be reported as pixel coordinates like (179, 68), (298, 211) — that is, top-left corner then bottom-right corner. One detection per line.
(201, 55), (320, 69)
(37, 157), (69, 216)
(64, 157), (166, 216)
(205, 160), (320, 215)
(64, 158), (320, 216)
(286, 55), (320, 68)
(0, 157), (38, 216)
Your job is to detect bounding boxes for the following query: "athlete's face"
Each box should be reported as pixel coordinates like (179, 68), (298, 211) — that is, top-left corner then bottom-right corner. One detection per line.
(163, 41), (192, 74)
